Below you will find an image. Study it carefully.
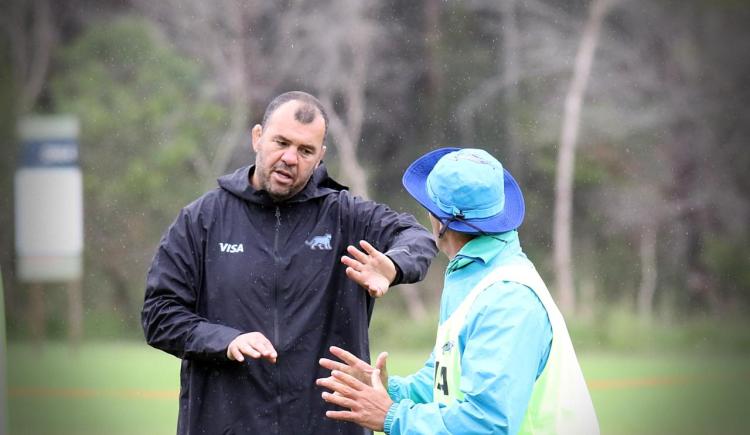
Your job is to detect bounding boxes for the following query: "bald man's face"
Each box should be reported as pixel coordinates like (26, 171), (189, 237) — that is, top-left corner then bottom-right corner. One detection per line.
(250, 101), (326, 201)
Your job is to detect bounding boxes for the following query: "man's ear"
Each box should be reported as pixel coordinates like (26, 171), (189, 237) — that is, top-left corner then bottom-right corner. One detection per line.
(317, 145), (327, 167)
(251, 124), (262, 152)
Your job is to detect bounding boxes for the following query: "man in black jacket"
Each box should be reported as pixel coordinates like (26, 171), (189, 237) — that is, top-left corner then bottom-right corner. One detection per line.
(142, 91), (437, 435)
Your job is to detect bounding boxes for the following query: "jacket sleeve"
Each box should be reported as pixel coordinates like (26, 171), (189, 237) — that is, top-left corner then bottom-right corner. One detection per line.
(345, 193), (437, 285)
(384, 283), (553, 435)
(141, 208), (242, 360)
(387, 351), (436, 404)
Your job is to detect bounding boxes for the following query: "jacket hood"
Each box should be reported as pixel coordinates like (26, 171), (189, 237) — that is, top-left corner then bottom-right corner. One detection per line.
(217, 163), (348, 204)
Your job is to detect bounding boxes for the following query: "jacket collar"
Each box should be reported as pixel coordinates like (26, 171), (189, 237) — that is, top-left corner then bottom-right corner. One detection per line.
(217, 163), (347, 205)
(446, 231), (518, 274)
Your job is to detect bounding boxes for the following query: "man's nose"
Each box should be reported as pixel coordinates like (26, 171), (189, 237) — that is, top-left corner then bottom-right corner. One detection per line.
(280, 147), (298, 165)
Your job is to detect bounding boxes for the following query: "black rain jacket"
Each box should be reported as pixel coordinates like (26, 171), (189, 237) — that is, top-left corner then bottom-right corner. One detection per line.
(142, 164), (437, 435)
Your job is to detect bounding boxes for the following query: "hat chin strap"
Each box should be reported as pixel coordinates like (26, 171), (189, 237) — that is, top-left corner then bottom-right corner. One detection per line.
(438, 215), (488, 238)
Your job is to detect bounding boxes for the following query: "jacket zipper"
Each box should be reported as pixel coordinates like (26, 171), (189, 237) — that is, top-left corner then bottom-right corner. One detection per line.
(273, 206), (281, 345)
(273, 205), (282, 434)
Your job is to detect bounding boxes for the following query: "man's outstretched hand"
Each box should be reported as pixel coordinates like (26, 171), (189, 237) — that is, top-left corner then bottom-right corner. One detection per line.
(341, 240), (396, 298)
(319, 346), (389, 387)
(317, 346), (391, 431)
(227, 332), (277, 363)
(317, 368), (392, 431)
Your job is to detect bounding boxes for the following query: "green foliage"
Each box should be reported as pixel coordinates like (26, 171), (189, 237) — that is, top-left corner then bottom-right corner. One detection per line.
(7, 0), (747, 340)
(568, 303), (750, 354)
(45, 15), (228, 338)
(432, 3), (499, 141)
(369, 307), (438, 353)
(703, 235), (750, 309)
(51, 15), (225, 216)
(371, 299), (750, 355)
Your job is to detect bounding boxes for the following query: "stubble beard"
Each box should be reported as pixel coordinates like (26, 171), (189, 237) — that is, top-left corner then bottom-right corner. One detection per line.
(261, 162), (299, 202)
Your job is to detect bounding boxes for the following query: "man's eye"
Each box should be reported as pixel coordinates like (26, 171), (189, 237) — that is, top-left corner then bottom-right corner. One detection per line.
(301, 148), (314, 156)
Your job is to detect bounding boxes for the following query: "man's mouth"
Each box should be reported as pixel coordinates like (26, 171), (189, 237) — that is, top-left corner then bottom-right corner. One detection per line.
(272, 168), (294, 184)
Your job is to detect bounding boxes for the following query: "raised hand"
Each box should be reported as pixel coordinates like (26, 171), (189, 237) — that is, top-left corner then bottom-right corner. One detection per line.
(341, 240), (397, 298)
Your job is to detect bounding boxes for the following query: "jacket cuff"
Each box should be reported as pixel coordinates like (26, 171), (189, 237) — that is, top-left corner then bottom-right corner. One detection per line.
(383, 402), (399, 434)
(384, 254), (404, 286)
(188, 322), (243, 361)
(385, 248), (414, 284)
(387, 377), (403, 402)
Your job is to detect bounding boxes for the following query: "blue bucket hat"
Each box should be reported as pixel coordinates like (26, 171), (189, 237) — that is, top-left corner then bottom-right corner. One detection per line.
(402, 147), (525, 234)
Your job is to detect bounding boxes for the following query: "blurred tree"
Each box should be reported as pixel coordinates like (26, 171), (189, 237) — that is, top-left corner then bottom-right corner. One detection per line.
(650, 1), (750, 315)
(553, 0), (614, 314)
(449, 0), (750, 319)
(0, 0), (58, 337)
(49, 15), (227, 336)
(0, 26), (19, 333)
(132, 0), (281, 185)
(458, 0), (525, 175)
(1, 0), (57, 114)
(278, 0), (381, 198)
(132, 0), (382, 198)
(0, 266), (6, 434)
(5, 0), (745, 339)
(587, 0), (750, 317)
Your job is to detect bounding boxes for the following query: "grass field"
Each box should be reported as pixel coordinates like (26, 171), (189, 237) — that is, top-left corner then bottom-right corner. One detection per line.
(6, 342), (750, 434)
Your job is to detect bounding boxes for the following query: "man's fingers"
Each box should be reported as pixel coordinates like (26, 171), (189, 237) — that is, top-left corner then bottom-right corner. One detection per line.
(329, 346), (367, 368)
(251, 333), (277, 357)
(375, 352), (388, 371)
(260, 343), (278, 359)
(239, 342), (261, 359)
(322, 391), (357, 410)
(367, 284), (385, 298)
(331, 370), (365, 390)
(252, 340), (277, 362)
(227, 332), (279, 364)
(317, 376), (357, 397)
(345, 267), (364, 283)
(341, 257), (364, 274)
(325, 410), (355, 422)
(371, 369), (385, 391)
(358, 240), (380, 257)
(230, 346), (245, 362)
(346, 245), (370, 263)
(320, 357), (351, 373)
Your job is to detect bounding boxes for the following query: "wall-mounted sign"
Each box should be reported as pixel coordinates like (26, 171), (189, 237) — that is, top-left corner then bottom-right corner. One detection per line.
(15, 115), (83, 282)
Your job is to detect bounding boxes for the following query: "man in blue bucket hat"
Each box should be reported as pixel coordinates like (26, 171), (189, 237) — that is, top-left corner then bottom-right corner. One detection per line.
(317, 148), (599, 434)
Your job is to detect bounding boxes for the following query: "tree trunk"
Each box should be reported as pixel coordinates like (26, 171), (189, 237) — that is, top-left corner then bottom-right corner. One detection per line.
(424, 0), (443, 145)
(323, 95), (371, 199)
(399, 284), (427, 321)
(637, 223), (658, 320)
(501, 0), (523, 176)
(553, 0), (612, 314)
(103, 261), (136, 328)
(8, 0), (57, 114)
(0, 266), (7, 435)
(66, 280), (83, 348)
(208, 2), (251, 180)
(28, 283), (45, 342)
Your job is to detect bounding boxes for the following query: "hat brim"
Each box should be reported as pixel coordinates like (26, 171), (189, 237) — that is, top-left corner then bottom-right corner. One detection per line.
(402, 147), (525, 234)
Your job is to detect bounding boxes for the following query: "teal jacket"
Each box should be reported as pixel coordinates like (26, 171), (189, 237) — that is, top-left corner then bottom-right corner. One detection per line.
(384, 231), (553, 434)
